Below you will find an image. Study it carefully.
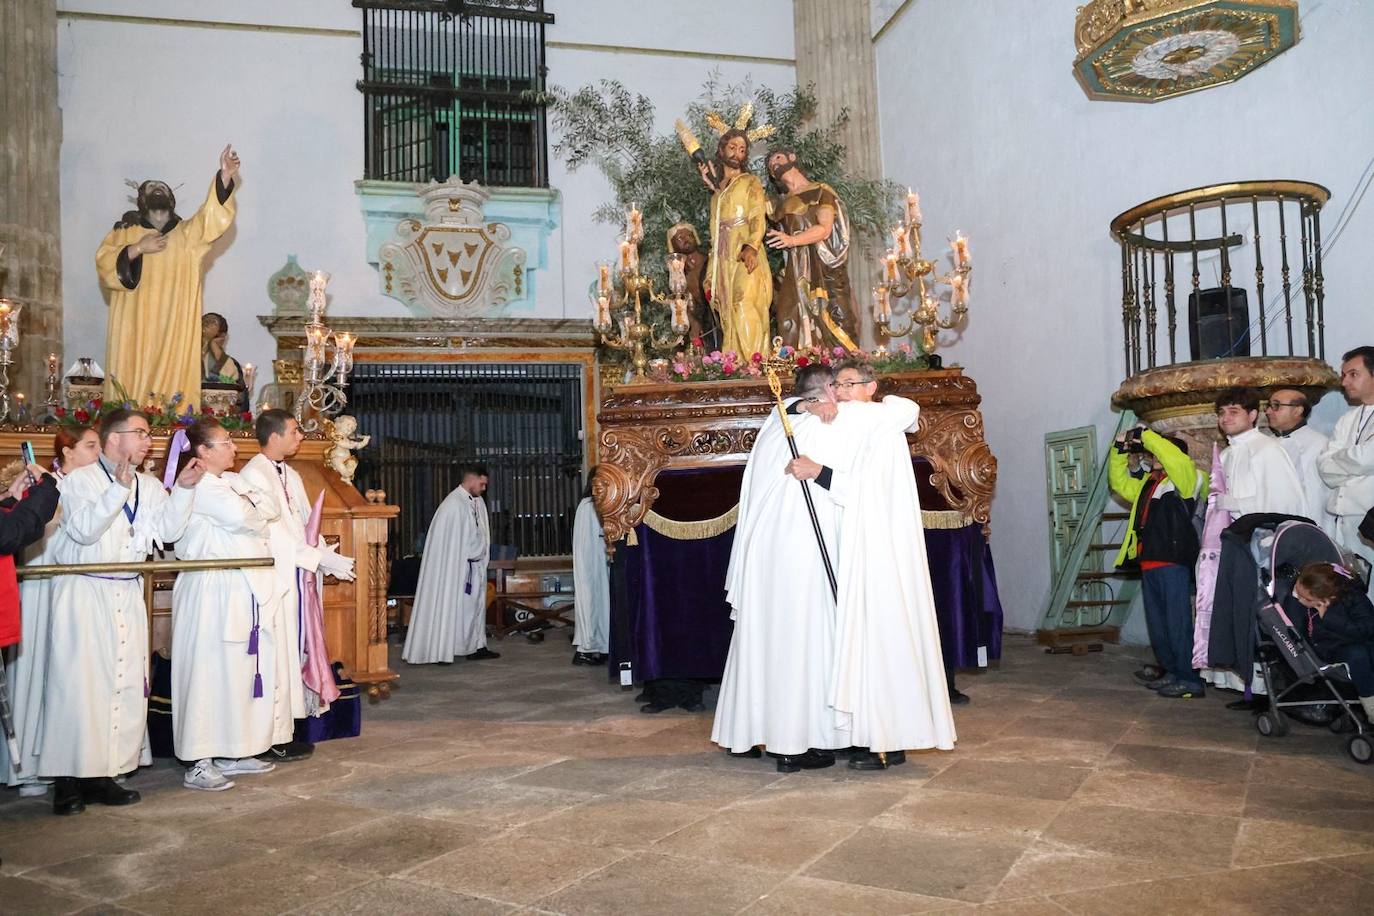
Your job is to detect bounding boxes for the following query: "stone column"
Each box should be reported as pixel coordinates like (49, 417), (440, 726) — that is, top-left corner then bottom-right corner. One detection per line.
(0, 0), (63, 407)
(793, 0), (883, 347)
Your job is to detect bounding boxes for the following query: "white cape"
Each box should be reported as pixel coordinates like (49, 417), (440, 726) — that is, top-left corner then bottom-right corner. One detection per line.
(814, 396), (957, 753)
(712, 401), (850, 755)
(571, 498), (610, 654)
(403, 487), (490, 663)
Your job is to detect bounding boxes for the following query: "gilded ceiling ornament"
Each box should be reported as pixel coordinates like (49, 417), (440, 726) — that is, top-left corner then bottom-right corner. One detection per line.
(1073, 0), (1300, 102)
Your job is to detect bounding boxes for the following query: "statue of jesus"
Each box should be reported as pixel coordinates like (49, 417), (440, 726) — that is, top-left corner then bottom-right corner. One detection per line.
(699, 130), (772, 359)
(96, 144), (239, 409)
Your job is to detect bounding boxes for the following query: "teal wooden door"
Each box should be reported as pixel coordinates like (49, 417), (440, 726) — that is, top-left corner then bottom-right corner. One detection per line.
(1045, 426), (1098, 576)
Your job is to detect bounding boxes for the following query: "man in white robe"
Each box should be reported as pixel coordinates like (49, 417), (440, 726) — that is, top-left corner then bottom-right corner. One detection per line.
(1215, 389), (1307, 520)
(1265, 387), (1335, 535)
(173, 419), (281, 791)
(403, 464), (498, 663)
(1206, 388), (1307, 698)
(571, 472), (610, 666)
(790, 359), (956, 770)
(38, 409), (203, 815)
(1318, 346), (1374, 593)
(240, 409), (355, 762)
(712, 365), (850, 772)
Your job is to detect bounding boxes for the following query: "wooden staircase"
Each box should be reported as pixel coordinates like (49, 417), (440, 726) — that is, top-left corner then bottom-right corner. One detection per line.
(1038, 412), (1141, 654)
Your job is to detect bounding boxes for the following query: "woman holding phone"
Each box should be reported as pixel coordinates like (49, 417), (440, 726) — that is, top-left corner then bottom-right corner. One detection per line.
(3, 427), (99, 796)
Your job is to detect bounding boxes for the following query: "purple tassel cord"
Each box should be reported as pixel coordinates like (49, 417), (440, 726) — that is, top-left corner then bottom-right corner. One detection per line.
(253, 673), (264, 699)
(247, 625), (259, 656)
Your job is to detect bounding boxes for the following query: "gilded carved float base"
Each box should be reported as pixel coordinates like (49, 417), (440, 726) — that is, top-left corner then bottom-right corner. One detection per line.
(593, 369), (998, 547)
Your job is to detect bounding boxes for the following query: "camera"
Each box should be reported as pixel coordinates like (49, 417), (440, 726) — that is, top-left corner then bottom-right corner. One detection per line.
(1116, 427), (1147, 455)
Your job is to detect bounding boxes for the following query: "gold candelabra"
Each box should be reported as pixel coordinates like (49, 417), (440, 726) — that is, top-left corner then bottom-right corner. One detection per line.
(294, 270), (356, 433)
(592, 202), (690, 382)
(873, 189), (973, 356)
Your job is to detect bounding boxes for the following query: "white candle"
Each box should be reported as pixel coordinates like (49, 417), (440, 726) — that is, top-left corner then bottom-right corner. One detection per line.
(950, 273), (969, 307)
(893, 224), (911, 259)
(242, 362), (256, 393)
(671, 298), (689, 332)
(952, 231), (971, 268)
(883, 251), (899, 284)
(626, 202), (643, 242)
(618, 239), (633, 272)
(905, 188), (922, 226)
(666, 253), (687, 295)
(596, 295), (611, 329)
(872, 286), (891, 323)
(598, 262), (612, 296)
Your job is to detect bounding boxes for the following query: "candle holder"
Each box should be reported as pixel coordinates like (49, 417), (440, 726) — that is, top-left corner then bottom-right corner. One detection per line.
(293, 271), (356, 433)
(42, 352), (60, 419)
(593, 206), (690, 383)
(0, 299), (21, 424)
(874, 190), (973, 357)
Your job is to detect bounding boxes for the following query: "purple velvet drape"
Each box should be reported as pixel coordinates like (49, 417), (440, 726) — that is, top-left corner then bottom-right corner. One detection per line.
(609, 464), (1005, 682)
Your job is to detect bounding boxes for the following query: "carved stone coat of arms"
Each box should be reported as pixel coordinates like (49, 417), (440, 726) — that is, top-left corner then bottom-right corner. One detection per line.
(378, 179), (527, 317)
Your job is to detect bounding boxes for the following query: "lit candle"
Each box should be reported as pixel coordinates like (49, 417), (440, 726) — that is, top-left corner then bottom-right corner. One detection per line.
(950, 273), (969, 307)
(596, 295), (611, 330)
(0, 301), (13, 347)
(883, 251), (899, 284)
(671, 298), (689, 333)
(905, 188), (922, 226)
(259, 401), (271, 413)
(952, 231), (971, 268)
(306, 326), (328, 369)
(666, 253), (686, 295)
(618, 237), (634, 273)
(893, 224), (911, 259)
(597, 261), (612, 297)
(242, 362), (256, 393)
(626, 202), (643, 242)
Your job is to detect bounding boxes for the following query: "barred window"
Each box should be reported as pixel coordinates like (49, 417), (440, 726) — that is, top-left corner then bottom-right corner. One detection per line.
(356, 1), (553, 186)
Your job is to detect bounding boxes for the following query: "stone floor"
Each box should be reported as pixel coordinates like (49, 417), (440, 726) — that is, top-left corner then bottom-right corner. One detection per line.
(3, 633), (1374, 915)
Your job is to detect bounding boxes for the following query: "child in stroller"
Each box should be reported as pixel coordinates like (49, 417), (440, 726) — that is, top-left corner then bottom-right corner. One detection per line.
(1251, 519), (1373, 764)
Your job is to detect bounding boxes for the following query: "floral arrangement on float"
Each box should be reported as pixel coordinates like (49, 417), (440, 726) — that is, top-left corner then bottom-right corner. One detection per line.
(657, 340), (930, 384)
(56, 383), (255, 432)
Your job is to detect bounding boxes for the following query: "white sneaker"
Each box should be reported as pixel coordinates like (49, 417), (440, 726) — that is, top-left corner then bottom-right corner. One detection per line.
(213, 757), (276, 776)
(18, 782), (49, 798)
(184, 760), (235, 791)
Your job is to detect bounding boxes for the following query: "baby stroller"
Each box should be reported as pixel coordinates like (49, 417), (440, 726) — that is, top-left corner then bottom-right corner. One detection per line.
(1250, 519), (1372, 765)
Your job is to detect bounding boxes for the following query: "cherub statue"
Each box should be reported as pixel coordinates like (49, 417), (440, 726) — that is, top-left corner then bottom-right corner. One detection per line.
(325, 415), (370, 485)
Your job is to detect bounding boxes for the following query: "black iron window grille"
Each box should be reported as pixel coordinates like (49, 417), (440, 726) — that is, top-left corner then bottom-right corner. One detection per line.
(347, 361), (586, 559)
(355, 0), (554, 186)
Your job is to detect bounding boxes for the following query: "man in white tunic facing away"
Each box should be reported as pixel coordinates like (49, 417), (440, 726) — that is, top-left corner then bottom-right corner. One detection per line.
(1265, 387), (1335, 535)
(790, 359), (956, 771)
(1318, 346), (1374, 593)
(712, 364), (850, 772)
(172, 419), (281, 791)
(571, 468), (610, 666)
(403, 464), (499, 663)
(39, 408), (203, 816)
(240, 409), (355, 763)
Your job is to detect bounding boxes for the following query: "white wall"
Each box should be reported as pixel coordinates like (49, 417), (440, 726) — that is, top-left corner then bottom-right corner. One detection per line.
(875, 0), (1374, 631)
(57, 0), (794, 386)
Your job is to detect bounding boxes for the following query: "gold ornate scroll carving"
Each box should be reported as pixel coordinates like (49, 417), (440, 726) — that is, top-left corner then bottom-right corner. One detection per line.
(594, 368), (998, 549)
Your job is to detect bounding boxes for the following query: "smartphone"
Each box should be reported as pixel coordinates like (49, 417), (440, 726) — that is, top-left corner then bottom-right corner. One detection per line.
(20, 440), (36, 484)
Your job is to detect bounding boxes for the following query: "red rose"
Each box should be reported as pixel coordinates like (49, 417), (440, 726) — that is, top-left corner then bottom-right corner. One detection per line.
(75, 409), (90, 422)
(201, 405), (214, 415)
(240, 411), (253, 422)
(795, 356), (810, 367)
(751, 352), (762, 363)
(91, 398), (103, 410)
(692, 337), (703, 348)
(819, 357), (831, 366)
(55, 407), (66, 418)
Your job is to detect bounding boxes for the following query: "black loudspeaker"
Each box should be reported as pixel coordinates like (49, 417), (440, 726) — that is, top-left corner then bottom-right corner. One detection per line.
(1188, 287), (1250, 360)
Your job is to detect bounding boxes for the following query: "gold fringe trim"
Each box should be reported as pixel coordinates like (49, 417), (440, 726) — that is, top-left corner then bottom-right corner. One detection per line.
(643, 505), (740, 540)
(922, 509), (973, 530)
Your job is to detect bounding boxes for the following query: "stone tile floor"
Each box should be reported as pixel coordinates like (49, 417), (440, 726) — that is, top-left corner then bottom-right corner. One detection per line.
(3, 633), (1374, 914)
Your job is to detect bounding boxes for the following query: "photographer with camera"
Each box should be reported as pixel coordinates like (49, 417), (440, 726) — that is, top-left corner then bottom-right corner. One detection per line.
(1110, 424), (1209, 698)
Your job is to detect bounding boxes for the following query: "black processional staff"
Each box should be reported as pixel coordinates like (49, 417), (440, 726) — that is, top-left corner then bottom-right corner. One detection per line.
(766, 367), (838, 602)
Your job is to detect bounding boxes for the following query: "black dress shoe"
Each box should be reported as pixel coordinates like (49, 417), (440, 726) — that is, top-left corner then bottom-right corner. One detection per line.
(466, 647), (501, 660)
(640, 701), (673, 714)
(572, 652), (605, 666)
(258, 740), (315, 763)
(949, 688), (972, 706)
(848, 750), (907, 771)
(80, 776), (140, 806)
(728, 747), (762, 758)
(770, 749), (836, 773)
(53, 777), (85, 816)
(1133, 664), (1166, 683)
